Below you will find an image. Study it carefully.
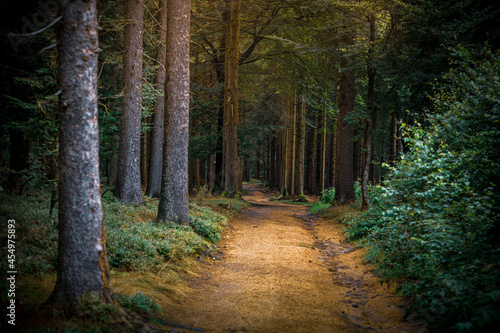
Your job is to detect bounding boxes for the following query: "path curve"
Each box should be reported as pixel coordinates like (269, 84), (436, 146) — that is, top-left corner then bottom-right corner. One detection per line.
(166, 184), (423, 333)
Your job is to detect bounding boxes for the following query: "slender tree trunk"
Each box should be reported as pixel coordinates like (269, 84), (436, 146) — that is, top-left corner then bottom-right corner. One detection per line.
(254, 149), (259, 179)
(114, 0), (144, 204)
(319, 108), (327, 192)
(212, 2), (230, 195)
(277, 130), (283, 193)
(294, 99), (305, 196)
(307, 113), (318, 194)
(140, 122), (148, 187)
(50, 0), (113, 309)
(157, 0), (191, 224)
(209, 153), (216, 190)
(335, 28), (356, 205)
(223, 0), (241, 197)
(389, 113), (397, 166)
(146, 0), (167, 197)
(362, 13), (377, 212)
(286, 96), (295, 195)
(270, 135), (276, 187)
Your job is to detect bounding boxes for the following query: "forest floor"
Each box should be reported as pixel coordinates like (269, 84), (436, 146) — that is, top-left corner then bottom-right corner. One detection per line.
(164, 183), (426, 333)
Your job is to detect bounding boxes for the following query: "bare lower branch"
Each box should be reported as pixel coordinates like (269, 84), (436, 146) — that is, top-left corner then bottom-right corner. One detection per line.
(8, 16), (63, 37)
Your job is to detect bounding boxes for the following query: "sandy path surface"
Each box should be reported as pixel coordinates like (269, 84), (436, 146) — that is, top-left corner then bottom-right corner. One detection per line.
(165, 184), (424, 332)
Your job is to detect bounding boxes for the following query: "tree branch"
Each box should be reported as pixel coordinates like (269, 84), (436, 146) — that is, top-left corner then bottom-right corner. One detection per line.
(8, 16), (63, 37)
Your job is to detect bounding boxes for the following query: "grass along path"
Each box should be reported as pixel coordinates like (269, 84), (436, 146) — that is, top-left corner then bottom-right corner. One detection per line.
(165, 184), (424, 332)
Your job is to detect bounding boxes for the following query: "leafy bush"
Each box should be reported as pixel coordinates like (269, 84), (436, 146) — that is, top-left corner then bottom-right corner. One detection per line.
(342, 46), (500, 332)
(319, 187), (335, 204)
(189, 203), (228, 242)
(310, 202), (330, 214)
(116, 291), (160, 316)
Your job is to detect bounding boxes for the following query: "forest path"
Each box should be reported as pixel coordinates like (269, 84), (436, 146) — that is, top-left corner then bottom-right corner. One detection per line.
(165, 184), (422, 333)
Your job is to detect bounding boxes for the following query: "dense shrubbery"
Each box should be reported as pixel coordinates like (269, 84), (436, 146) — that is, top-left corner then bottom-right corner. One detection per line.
(343, 46), (500, 331)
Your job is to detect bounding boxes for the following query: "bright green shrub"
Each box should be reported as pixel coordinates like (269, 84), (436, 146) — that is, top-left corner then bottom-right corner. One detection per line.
(189, 203), (228, 242)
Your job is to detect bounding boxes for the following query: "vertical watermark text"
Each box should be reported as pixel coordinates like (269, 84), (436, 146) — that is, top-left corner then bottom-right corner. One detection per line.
(6, 219), (17, 326)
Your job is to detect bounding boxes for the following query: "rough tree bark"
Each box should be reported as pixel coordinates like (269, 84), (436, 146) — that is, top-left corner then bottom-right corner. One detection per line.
(114, 0), (144, 204)
(157, 0), (191, 224)
(223, 0), (241, 197)
(50, 0), (113, 309)
(335, 27), (356, 205)
(146, 0), (167, 197)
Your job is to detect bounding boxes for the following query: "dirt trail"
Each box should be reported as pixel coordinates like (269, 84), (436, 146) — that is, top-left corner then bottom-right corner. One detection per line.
(165, 184), (423, 332)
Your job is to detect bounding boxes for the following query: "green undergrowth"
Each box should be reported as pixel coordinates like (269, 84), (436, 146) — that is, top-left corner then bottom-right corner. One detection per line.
(0, 185), (248, 274)
(0, 184), (249, 330)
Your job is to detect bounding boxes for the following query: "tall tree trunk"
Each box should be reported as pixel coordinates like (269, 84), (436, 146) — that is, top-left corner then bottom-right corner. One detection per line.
(114, 0), (144, 204)
(294, 100), (305, 196)
(50, 0), (113, 309)
(158, 0), (191, 224)
(286, 96), (295, 195)
(335, 28), (356, 205)
(270, 135), (276, 187)
(223, 0), (241, 197)
(307, 113), (318, 194)
(146, 0), (167, 198)
(362, 13), (377, 212)
(277, 130), (284, 194)
(389, 113), (397, 166)
(331, 120), (337, 189)
(254, 149), (259, 179)
(140, 122), (148, 187)
(319, 108), (327, 193)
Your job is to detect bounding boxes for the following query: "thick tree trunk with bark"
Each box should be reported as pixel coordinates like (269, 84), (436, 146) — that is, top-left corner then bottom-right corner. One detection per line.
(146, 0), (167, 198)
(157, 0), (191, 224)
(50, 0), (113, 309)
(114, 0), (144, 204)
(223, 0), (241, 197)
(335, 31), (356, 205)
